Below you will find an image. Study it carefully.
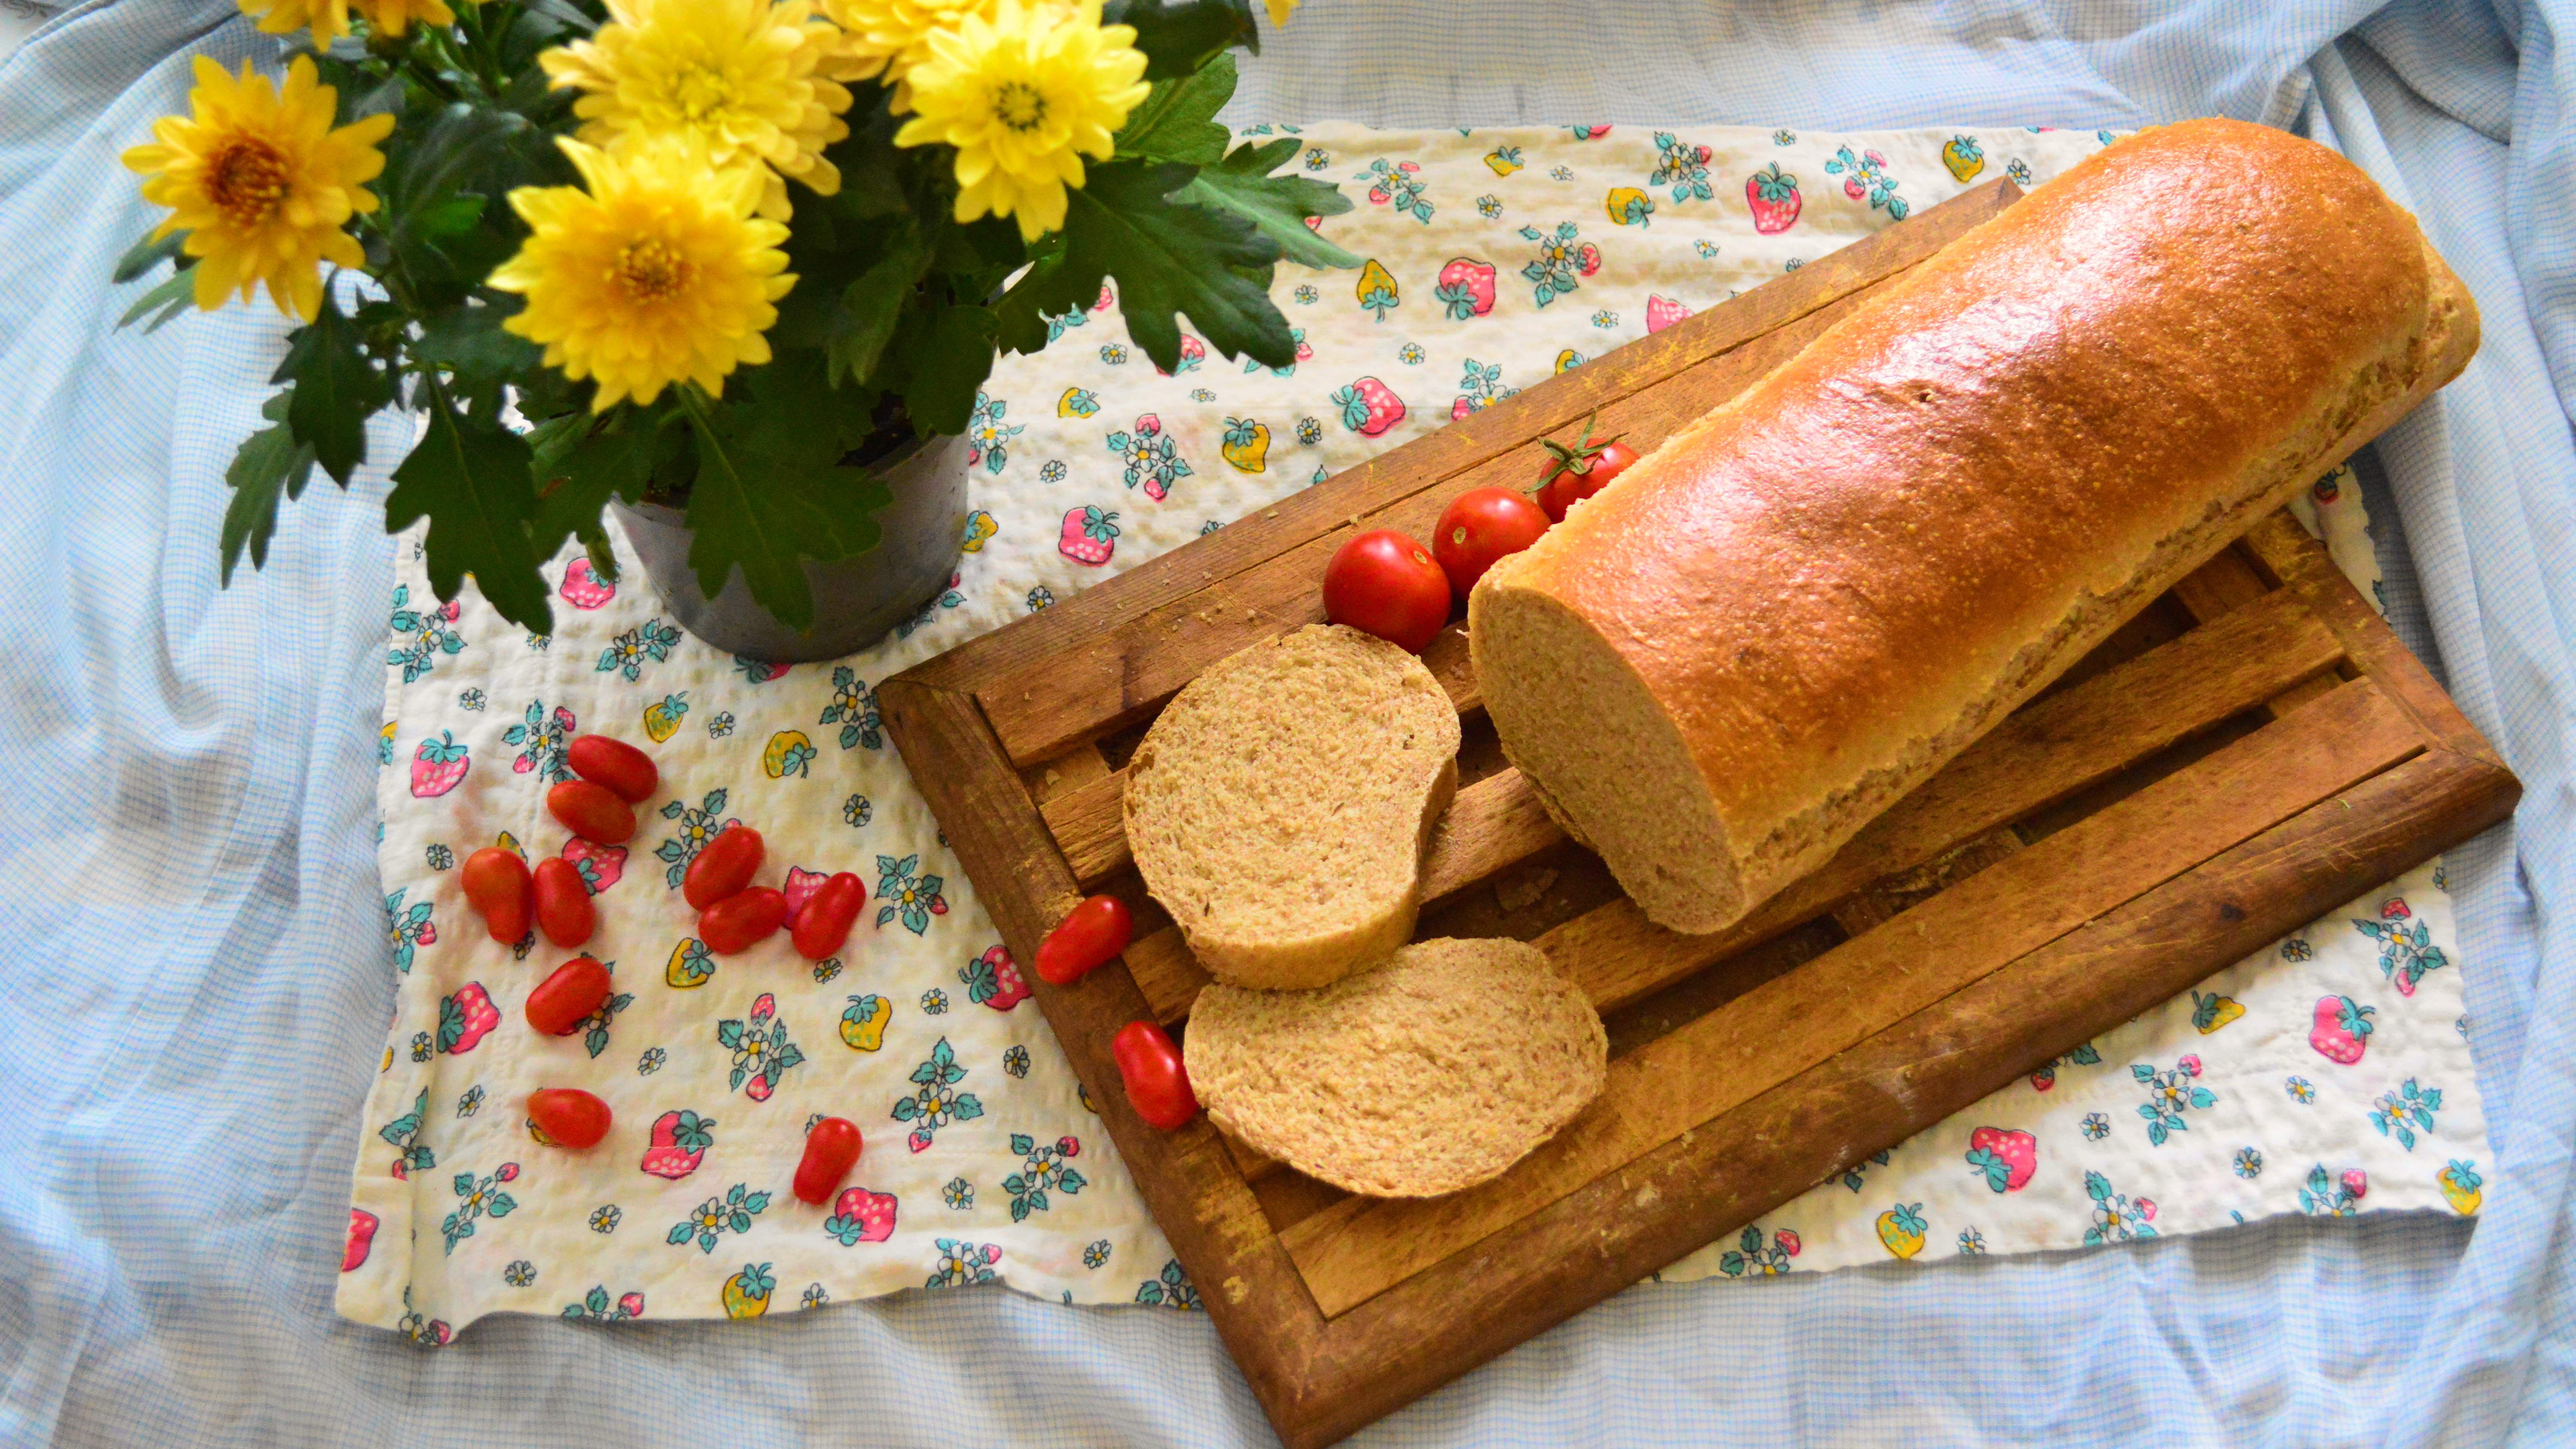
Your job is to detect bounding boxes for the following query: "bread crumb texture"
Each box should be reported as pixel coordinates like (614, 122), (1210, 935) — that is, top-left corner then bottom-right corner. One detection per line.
(1185, 938), (1609, 1198)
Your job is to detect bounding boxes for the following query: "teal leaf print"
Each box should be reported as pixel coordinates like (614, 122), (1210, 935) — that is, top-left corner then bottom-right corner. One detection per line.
(2131, 1055), (2217, 1146)
(1135, 1258), (1201, 1308)
(1002, 1132), (1088, 1222)
(874, 853), (948, 934)
(387, 583), (466, 683)
(968, 392), (1024, 475)
(928, 1239), (1002, 1289)
(1836, 1148), (1889, 1193)
(577, 964), (634, 1060)
(1715, 1224), (1801, 1276)
(1649, 131), (1714, 202)
(2081, 1170), (2156, 1244)
(2351, 900), (2449, 996)
(716, 992), (806, 1100)
(2299, 1164), (2365, 1216)
(1517, 221), (1594, 307)
(1104, 423), (1193, 499)
(1823, 145), (1909, 219)
(503, 700), (575, 781)
(668, 1183), (772, 1253)
(562, 1286), (645, 1321)
(820, 667), (883, 751)
(654, 789), (736, 889)
(1353, 157), (1431, 222)
(594, 618), (680, 681)
(385, 888), (435, 972)
(2369, 1079), (2444, 1151)
(892, 1037), (982, 1151)
(439, 1162), (521, 1253)
(378, 1088), (434, 1175)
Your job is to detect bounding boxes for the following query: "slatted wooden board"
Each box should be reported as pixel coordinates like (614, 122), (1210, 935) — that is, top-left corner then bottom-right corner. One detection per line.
(878, 178), (2520, 1448)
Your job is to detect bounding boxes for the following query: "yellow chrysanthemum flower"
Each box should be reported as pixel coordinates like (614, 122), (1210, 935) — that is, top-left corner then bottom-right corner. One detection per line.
(236, 0), (353, 43)
(488, 134), (796, 411)
(353, 0), (458, 36)
(119, 55), (394, 322)
(825, 0), (991, 98)
(539, 0), (867, 220)
(892, 0), (1148, 242)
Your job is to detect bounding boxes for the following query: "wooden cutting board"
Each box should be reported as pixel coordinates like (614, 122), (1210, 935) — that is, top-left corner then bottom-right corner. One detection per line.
(879, 178), (2519, 1448)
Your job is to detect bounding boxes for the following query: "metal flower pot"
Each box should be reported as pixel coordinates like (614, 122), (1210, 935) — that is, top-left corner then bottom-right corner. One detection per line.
(611, 431), (969, 664)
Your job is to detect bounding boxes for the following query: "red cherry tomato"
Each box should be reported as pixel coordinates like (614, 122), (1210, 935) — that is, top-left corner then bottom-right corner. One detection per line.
(701, 887), (788, 954)
(1112, 1020), (1199, 1131)
(1431, 486), (1552, 600)
(793, 1116), (865, 1205)
(1535, 416), (1642, 523)
(528, 1088), (611, 1149)
(791, 872), (866, 960)
(1035, 895), (1133, 985)
(683, 826), (766, 909)
(1321, 528), (1451, 653)
(460, 847), (534, 945)
(547, 779), (636, 845)
(567, 735), (658, 803)
(531, 856), (595, 948)
(525, 956), (613, 1035)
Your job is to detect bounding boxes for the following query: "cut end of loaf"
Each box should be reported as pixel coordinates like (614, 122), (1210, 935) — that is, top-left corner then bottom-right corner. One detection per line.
(1185, 937), (1609, 1198)
(1125, 624), (1462, 990)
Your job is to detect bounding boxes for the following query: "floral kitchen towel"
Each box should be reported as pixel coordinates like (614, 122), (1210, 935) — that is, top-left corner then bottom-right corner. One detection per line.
(341, 122), (2486, 1339)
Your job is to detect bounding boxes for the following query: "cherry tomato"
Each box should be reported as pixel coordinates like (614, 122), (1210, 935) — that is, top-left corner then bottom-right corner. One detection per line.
(460, 847), (534, 945)
(1534, 412), (1641, 523)
(547, 779), (636, 845)
(683, 826), (766, 909)
(531, 856), (595, 948)
(701, 887), (788, 954)
(1321, 528), (1451, 653)
(567, 735), (658, 803)
(793, 1117), (865, 1205)
(791, 872), (866, 960)
(525, 956), (613, 1035)
(528, 1088), (611, 1149)
(1112, 1020), (1199, 1130)
(1035, 895), (1133, 985)
(1431, 486), (1552, 600)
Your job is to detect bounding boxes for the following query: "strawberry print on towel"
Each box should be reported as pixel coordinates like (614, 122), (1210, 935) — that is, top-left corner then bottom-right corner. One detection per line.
(343, 123), (2487, 1339)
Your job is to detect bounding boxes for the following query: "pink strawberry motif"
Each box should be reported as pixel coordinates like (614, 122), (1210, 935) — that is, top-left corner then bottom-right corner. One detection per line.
(2310, 995), (2376, 1064)
(1747, 162), (1802, 233)
(1153, 335), (1206, 377)
(2137, 1196), (2157, 1221)
(1450, 397), (1476, 421)
(963, 944), (1031, 1011)
(343, 1208), (378, 1272)
(1777, 1228), (1801, 1256)
(830, 1186), (899, 1242)
(1059, 506), (1119, 565)
(2341, 1168), (2369, 1202)
(1336, 376), (1407, 436)
(1646, 295), (1692, 333)
(438, 983), (499, 1055)
(1134, 413), (1160, 436)
(562, 837), (624, 893)
(1434, 256), (1497, 319)
(1965, 1127), (2038, 1192)
(560, 557), (617, 609)
(1574, 242), (1601, 277)
(784, 866), (829, 925)
(639, 1109), (716, 1180)
(1091, 282), (1115, 312)
(739, 660), (791, 683)
(438, 598), (460, 623)
(409, 731), (469, 798)
(1569, 123), (1611, 139)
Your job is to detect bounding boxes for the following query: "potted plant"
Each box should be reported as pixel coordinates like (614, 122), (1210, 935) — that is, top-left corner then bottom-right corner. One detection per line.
(114, 0), (1351, 659)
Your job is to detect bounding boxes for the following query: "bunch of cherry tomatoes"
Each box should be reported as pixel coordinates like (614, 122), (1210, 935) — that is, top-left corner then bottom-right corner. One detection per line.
(454, 733), (868, 1204)
(1030, 419), (1647, 1138)
(1322, 414), (1640, 652)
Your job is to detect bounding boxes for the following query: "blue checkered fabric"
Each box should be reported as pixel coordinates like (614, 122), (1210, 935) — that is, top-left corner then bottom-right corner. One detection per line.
(2, 0), (2569, 1443)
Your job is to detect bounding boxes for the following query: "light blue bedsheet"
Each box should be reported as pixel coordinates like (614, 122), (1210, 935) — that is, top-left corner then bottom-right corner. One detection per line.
(2, 1), (2570, 1443)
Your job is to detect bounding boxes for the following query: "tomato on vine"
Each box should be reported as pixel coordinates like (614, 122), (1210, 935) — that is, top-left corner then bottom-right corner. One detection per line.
(1534, 412), (1641, 522)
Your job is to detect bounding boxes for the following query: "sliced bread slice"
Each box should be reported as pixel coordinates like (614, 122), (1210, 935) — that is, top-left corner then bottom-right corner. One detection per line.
(1184, 937), (1608, 1198)
(1125, 623), (1461, 990)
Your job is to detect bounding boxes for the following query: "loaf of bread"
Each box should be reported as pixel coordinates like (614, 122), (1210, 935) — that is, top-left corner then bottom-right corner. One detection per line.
(1469, 118), (2479, 935)
(1125, 624), (1460, 989)
(1184, 937), (1607, 1197)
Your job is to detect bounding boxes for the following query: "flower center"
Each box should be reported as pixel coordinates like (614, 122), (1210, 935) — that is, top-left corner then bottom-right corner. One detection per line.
(672, 63), (737, 122)
(614, 238), (693, 304)
(208, 138), (291, 228)
(992, 80), (1048, 133)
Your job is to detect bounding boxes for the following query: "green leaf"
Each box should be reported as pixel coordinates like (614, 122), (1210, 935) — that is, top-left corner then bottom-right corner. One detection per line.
(991, 242), (1099, 357)
(828, 233), (930, 388)
(529, 408), (662, 564)
(677, 373), (896, 632)
(413, 300), (543, 380)
(117, 265), (199, 333)
(113, 228), (188, 284)
(1062, 161), (1294, 371)
(1112, 52), (1234, 164)
(220, 391), (318, 584)
(1103, 0), (1258, 79)
(386, 385), (552, 633)
(275, 289), (391, 483)
(1176, 137), (1363, 270)
(895, 304), (998, 435)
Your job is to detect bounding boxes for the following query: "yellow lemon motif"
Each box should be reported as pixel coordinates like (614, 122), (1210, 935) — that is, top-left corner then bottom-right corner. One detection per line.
(1058, 386), (1099, 418)
(2439, 1161), (2483, 1216)
(1484, 145), (1523, 176)
(642, 692), (688, 743)
(1554, 349), (1585, 375)
(1355, 258), (1398, 320)
(840, 993), (891, 1052)
(762, 729), (814, 779)
(495, 830), (524, 858)
(1941, 134), (1986, 182)
(666, 937), (716, 989)
(962, 510), (998, 553)
(1220, 418), (1270, 474)
(1604, 186), (1654, 227)
(721, 1264), (774, 1319)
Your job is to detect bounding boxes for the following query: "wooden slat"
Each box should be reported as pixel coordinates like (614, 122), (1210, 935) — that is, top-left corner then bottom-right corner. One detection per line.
(1126, 580), (2348, 1024)
(1269, 745), (2518, 1449)
(1279, 677), (2422, 1318)
(940, 181), (2027, 765)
